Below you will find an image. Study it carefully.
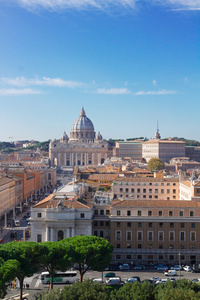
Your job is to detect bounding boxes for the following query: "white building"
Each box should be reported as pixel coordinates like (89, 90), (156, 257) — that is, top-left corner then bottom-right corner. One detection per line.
(30, 185), (93, 242)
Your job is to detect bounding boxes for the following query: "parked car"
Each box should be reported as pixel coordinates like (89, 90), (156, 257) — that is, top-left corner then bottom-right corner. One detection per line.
(119, 264), (130, 270)
(104, 272), (116, 278)
(149, 277), (160, 284)
(106, 277), (121, 285)
(183, 265), (192, 272)
(191, 278), (200, 283)
(125, 277), (140, 283)
(134, 265), (145, 270)
(92, 278), (103, 283)
(170, 265), (182, 271)
(157, 266), (168, 271)
(154, 264), (164, 269)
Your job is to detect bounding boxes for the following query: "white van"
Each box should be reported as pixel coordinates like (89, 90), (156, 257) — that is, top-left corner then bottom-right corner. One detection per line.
(164, 270), (177, 276)
(106, 277), (121, 285)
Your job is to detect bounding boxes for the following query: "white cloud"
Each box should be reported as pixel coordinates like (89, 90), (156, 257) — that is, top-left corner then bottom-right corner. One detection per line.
(153, 0), (200, 10)
(2, 0), (200, 11)
(0, 88), (43, 96)
(1, 76), (84, 88)
(134, 89), (177, 95)
(153, 80), (157, 86)
(97, 88), (130, 95)
(8, 0), (137, 11)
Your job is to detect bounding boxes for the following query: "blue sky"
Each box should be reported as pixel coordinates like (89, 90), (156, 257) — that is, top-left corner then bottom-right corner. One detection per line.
(0, 0), (199, 142)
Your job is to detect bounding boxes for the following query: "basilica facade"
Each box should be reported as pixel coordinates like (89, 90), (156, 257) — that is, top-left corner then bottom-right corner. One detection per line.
(49, 108), (112, 167)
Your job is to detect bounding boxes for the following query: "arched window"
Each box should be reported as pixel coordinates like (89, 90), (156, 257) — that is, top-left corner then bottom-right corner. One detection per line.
(57, 230), (64, 241)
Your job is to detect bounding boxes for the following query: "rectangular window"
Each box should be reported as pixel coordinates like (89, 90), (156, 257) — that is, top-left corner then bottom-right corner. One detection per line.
(138, 244), (142, 249)
(158, 231), (164, 241)
(180, 231), (185, 242)
(100, 210), (104, 215)
(190, 211), (194, 217)
(191, 223), (195, 228)
(143, 189), (146, 193)
(167, 189), (170, 194)
(94, 210), (98, 215)
(173, 189), (176, 194)
(127, 255), (131, 259)
(161, 189), (164, 193)
(169, 211), (173, 217)
(181, 223), (185, 228)
(158, 211), (162, 216)
(138, 222), (142, 228)
(94, 230), (98, 236)
(169, 255), (174, 260)
(117, 210), (121, 216)
(159, 222), (163, 228)
(117, 222), (121, 227)
(100, 221), (104, 226)
(80, 213), (85, 218)
(148, 222), (153, 228)
(155, 189), (158, 193)
(127, 210), (131, 216)
(37, 213), (41, 218)
(116, 231), (121, 241)
(116, 244), (120, 248)
(131, 188), (134, 193)
(127, 222), (131, 228)
(137, 231), (143, 241)
(106, 210), (110, 215)
(126, 231), (132, 241)
(137, 189), (140, 193)
(159, 255), (164, 260)
(37, 234), (42, 243)
(190, 232), (196, 242)
(170, 222), (174, 228)
(148, 231), (153, 241)
(106, 221), (110, 227)
(169, 231), (175, 242)
(179, 211), (184, 217)
(138, 210), (141, 216)
(94, 221), (98, 226)
(120, 188), (123, 192)
(126, 188), (129, 193)
(148, 211), (152, 216)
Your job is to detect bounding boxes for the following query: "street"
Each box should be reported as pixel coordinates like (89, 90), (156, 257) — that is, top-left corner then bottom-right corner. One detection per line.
(4, 268), (200, 300)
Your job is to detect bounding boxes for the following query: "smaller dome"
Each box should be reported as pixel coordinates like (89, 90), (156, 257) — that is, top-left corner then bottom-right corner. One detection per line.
(60, 131), (69, 143)
(96, 131), (103, 141)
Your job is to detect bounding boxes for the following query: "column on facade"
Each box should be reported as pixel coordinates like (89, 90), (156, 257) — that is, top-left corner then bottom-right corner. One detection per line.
(66, 228), (70, 238)
(58, 153), (61, 167)
(92, 153), (95, 165)
(72, 153), (74, 166)
(46, 227), (50, 241)
(69, 153), (72, 166)
(64, 152), (66, 166)
(84, 153), (87, 165)
(81, 153), (83, 165)
(72, 227), (75, 237)
(75, 153), (78, 166)
(50, 227), (54, 241)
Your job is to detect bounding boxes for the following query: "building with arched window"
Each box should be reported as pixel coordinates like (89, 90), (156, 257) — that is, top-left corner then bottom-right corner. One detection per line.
(49, 108), (113, 167)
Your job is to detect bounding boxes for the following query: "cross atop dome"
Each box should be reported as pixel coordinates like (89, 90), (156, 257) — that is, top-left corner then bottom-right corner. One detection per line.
(80, 107), (86, 117)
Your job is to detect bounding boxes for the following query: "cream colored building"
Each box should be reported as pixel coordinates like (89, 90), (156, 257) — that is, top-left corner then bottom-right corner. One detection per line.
(180, 180), (200, 201)
(49, 108), (112, 167)
(115, 141), (142, 159)
(142, 133), (185, 163)
(0, 177), (16, 217)
(112, 177), (179, 201)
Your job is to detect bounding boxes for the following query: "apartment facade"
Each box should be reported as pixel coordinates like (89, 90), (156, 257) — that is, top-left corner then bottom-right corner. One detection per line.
(93, 200), (200, 266)
(0, 177), (16, 217)
(115, 141), (142, 159)
(112, 177), (179, 201)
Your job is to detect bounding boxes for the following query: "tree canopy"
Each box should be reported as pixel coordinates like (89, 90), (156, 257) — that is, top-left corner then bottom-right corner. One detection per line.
(61, 236), (114, 282)
(148, 158), (165, 171)
(38, 241), (72, 289)
(0, 257), (19, 298)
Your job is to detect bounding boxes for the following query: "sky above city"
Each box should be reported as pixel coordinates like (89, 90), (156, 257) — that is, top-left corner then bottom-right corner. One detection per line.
(0, 0), (199, 142)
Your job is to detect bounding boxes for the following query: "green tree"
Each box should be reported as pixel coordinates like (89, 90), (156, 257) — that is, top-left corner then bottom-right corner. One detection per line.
(38, 241), (73, 290)
(112, 281), (154, 300)
(61, 280), (110, 300)
(0, 241), (43, 300)
(148, 158), (165, 171)
(62, 236), (114, 282)
(0, 257), (19, 298)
